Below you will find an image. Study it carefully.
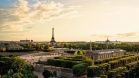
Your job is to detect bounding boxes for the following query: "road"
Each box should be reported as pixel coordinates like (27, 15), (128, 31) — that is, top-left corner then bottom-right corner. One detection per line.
(20, 52), (61, 64)
(19, 52), (62, 78)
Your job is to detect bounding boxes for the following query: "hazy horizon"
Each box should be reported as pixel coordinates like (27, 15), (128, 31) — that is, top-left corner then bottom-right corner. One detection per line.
(1, 0), (139, 41)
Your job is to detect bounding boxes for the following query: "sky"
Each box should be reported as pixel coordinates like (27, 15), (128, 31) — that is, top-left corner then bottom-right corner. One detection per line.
(0, 0), (139, 42)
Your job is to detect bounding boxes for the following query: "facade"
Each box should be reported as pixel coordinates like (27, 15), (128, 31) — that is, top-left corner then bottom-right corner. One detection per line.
(86, 49), (125, 60)
(6, 43), (24, 50)
(20, 40), (33, 44)
(0, 42), (24, 51)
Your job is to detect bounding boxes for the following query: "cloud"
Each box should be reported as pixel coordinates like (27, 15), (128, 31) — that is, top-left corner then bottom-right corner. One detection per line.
(91, 32), (138, 39)
(91, 34), (108, 38)
(0, 0), (76, 32)
(116, 32), (138, 38)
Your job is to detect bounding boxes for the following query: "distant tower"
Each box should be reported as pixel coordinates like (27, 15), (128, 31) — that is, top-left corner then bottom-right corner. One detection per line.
(106, 37), (110, 43)
(106, 37), (110, 49)
(50, 28), (56, 46)
(90, 41), (92, 51)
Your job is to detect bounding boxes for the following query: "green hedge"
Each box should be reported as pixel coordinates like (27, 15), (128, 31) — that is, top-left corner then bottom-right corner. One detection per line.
(94, 55), (134, 65)
(46, 59), (82, 68)
(72, 63), (87, 77)
(87, 55), (139, 77)
(108, 67), (127, 78)
(87, 65), (99, 77)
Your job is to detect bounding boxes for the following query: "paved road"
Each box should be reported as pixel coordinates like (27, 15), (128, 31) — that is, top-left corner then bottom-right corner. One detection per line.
(20, 52), (62, 78)
(20, 52), (61, 64)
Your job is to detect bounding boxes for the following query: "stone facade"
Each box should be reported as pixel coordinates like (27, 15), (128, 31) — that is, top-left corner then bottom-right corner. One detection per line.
(86, 49), (125, 60)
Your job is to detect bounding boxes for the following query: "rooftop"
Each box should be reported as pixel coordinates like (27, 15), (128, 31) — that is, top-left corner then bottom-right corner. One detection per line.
(89, 49), (126, 54)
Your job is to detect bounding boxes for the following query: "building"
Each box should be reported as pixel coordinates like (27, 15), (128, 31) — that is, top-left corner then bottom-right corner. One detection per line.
(86, 49), (125, 60)
(95, 38), (121, 44)
(50, 28), (56, 46)
(0, 43), (6, 52)
(0, 42), (24, 51)
(6, 42), (24, 51)
(20, 40), (33, 44)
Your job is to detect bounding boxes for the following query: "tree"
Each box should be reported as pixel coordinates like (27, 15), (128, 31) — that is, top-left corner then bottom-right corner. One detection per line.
(0, 56), (36, 78)
(83, 56), (94, 66)
(72, 63), (88, 77)
(12, 73), (23, 78)
(43, 69), (51, 78)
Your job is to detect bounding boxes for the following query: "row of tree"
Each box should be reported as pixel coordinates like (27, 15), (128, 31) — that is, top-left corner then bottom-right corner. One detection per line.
(5, 42), (139, 52)
(55, 42), (139, 52)
(94, 54), (134, 65)
(87, 55), (139, 78)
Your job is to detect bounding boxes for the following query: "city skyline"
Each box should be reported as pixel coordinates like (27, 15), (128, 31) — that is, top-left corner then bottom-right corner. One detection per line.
(1, 0), (139, 41)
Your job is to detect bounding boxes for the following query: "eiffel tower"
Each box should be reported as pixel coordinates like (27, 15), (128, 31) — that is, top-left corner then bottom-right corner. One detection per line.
(50, 28), (56, 46)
